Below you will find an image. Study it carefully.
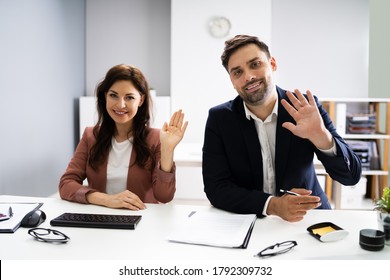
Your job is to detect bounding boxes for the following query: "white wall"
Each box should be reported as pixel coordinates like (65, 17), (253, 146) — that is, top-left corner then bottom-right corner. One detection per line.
(271, 0), (369, 99)
(0, 0), (85, 196)
(171, 0), (272, 144)
(369, 0), (390, 99)
(86, 0), (171, 97)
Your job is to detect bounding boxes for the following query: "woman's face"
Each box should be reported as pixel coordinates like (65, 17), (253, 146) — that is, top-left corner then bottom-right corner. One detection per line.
(105, 80), (144, 129)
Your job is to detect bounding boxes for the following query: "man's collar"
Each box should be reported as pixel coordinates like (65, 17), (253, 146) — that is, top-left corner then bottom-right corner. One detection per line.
(244, 95), (279, 121)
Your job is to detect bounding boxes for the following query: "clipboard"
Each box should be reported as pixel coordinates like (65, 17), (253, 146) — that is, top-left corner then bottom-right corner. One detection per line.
(168, 209), (257, 248)
(0, 202), (43, 233)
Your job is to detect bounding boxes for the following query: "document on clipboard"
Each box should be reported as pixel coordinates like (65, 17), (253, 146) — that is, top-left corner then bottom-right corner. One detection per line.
(167, 209), (257, 248)
(0, 202), (43, 233)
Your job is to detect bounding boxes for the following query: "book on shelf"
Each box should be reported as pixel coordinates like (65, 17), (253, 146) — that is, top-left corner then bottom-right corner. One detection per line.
(335, 103), (347, 136)
(345, 140), (380, 170)
(369, 140), (380, 170)
(346, 113), (376, 134)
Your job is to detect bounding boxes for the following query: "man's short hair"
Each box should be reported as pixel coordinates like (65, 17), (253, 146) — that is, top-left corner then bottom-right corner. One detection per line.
(221, 35), (271, 71)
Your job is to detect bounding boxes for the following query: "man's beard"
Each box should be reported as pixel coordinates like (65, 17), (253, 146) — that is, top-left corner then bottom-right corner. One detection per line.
(239, 78), (271, 105)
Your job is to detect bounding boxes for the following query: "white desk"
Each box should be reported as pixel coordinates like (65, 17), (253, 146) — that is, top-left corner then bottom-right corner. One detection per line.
(0, 195), (389, 260)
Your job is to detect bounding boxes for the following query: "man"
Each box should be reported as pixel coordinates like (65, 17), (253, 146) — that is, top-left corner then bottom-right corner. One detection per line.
(202, 35), (362, 222)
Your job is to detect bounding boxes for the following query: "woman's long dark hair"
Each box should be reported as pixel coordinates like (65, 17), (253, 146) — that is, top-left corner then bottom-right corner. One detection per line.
(88, 64), (154, 170)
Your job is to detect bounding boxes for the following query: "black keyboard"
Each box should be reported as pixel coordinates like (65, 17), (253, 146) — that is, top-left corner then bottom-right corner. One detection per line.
(50, 212), (142, 229)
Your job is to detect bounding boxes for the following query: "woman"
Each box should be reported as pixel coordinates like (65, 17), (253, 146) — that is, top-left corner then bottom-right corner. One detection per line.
(59, 64), (188, 210)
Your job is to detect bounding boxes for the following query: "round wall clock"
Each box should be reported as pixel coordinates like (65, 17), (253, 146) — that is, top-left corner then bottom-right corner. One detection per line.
(208, 16), (231, 38)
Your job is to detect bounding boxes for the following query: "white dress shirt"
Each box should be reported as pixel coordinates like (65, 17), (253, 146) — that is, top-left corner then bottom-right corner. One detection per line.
(244, 101), (278, 196)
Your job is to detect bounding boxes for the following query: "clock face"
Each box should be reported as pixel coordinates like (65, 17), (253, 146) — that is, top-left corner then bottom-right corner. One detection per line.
(209, 17), (231, 38)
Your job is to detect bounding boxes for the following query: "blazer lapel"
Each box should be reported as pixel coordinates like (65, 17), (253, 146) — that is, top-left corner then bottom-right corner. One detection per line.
(126, 145), (137, 185)
(234, 98), (263, 189)
(275, 87), (293, 191)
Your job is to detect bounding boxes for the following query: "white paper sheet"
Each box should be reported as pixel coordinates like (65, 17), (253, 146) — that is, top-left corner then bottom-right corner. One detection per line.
(168, 209), (257, 248)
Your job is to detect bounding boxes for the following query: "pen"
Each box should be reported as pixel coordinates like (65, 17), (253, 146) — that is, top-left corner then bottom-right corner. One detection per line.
(0, 207), (13, 221)
(280, 189), (322, 205)
(188, 211), (196, 217)
(280, 189), (301, 196)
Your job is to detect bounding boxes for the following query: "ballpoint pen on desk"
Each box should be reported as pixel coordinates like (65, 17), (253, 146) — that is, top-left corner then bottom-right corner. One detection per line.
(0, 206), (13, 221)
(280, 189), (301, 196)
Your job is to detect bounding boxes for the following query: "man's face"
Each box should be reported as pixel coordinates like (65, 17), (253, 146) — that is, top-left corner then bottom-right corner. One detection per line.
(227, 44), (277, 106)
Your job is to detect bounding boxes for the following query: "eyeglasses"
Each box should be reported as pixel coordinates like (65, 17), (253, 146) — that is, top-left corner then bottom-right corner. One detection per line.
(28, 228), (70, 243)
(254, 240), (297, 257)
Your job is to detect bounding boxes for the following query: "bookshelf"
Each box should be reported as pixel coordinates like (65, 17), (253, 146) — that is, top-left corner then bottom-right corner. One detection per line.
(318, 98), (390, 208)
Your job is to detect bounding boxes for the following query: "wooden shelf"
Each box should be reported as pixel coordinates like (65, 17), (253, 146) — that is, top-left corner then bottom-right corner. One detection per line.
(318, 98), (390, 206)
(362, 170), (389, 176)
(343, 134), (390, 140)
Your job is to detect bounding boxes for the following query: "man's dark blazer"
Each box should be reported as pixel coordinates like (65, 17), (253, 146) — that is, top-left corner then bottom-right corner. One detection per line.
(202, 86), (362, 216)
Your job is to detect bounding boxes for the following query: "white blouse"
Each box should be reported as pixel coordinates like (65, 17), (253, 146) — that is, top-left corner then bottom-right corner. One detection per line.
(106, 137), (133, 195)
